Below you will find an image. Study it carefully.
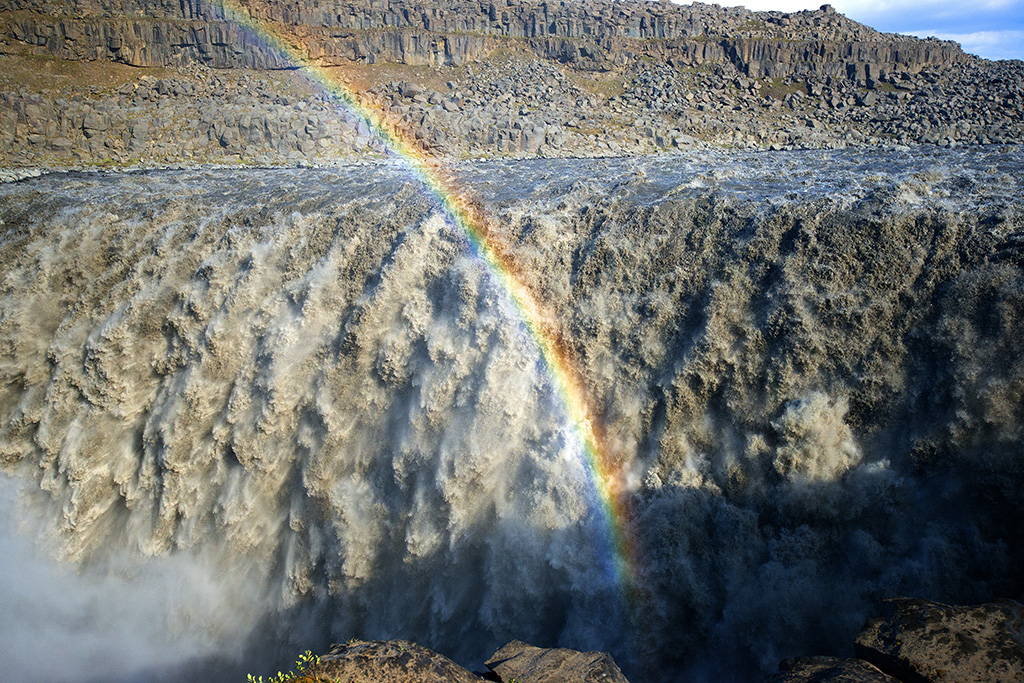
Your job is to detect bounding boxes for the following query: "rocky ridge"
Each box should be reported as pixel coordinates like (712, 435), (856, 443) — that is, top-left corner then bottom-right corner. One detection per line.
(0, 0), (1022, 166)
(250, 600), (1024, 683)
(293, 639), (633, 683)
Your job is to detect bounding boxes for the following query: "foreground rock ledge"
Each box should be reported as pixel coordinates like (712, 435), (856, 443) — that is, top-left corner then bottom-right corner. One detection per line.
(303, 640), (481, 683)
(486, 640), (630, 683)
(769, 598), (1024, 683)
(303, 639), (631, 683)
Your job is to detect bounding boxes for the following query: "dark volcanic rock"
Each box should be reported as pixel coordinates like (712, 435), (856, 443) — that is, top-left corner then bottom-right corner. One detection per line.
(853, 599), (1024, 683)
(306, 639), (483, 683)
(768, 656), (900, 683)
(485, 640), (630, 683)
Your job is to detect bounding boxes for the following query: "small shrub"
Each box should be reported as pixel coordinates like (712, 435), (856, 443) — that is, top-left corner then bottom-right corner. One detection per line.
(246, 649), (321, 682)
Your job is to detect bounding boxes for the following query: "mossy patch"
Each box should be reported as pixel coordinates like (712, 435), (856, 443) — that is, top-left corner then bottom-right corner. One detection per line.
(760, 77), (804, 100)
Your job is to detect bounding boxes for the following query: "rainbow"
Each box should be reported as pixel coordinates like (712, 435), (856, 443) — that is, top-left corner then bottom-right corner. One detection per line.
(217, 1), (638, 590)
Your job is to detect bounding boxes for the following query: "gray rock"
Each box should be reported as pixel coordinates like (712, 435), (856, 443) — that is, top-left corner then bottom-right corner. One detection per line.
(399, 82), (424, 99)
(130, 121), (150, 141)
(485, 640), (630, 683)
(673, 133), (697, 148)
(219, 127), (239, 149)
(856, 91), (878, 106)
(767, 657), (900, 683)
(522, 127), (545, 153)
(82, 113), (108, 134)
(854, 598), (1024, 683)
(306, 639), (483, 683)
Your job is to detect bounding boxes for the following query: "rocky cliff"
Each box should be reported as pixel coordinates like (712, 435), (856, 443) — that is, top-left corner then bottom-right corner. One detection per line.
(0, 0), (966, 77)
(0, 0), (1020, 166)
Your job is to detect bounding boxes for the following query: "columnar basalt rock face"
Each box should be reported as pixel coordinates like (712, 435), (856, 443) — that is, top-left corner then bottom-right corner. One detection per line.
(0, 0), (966, 77)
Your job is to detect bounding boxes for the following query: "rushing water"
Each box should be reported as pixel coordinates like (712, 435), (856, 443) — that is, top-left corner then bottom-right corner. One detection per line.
(1, 148), (1022, 682)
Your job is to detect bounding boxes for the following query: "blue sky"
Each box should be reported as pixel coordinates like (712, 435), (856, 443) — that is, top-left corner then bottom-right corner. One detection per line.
(708, 1), (1024, 61)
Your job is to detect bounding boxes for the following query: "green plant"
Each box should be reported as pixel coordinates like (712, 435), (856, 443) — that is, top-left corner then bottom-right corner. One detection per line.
(246, 649), (321, 682)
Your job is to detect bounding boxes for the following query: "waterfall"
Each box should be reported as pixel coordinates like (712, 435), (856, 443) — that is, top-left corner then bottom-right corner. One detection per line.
(1, 152), (1021, 682)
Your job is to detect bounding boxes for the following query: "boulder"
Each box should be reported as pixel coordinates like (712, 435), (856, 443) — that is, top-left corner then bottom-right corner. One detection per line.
(130, 121), (150, 141)
(767, 656), (900, 683)
(854, 598), (1024, 683)
(82, 113), (108, 134)
(856, 91), (878, 106)
(305, 639), (483, 683)
(485, 640), (630, 683)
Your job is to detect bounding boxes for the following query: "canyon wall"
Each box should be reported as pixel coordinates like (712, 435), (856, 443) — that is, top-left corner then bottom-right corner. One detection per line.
(0, 0), (968, 77)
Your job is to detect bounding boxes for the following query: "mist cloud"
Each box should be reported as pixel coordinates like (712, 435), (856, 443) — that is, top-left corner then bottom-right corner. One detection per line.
(0, 477), (265, 682)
